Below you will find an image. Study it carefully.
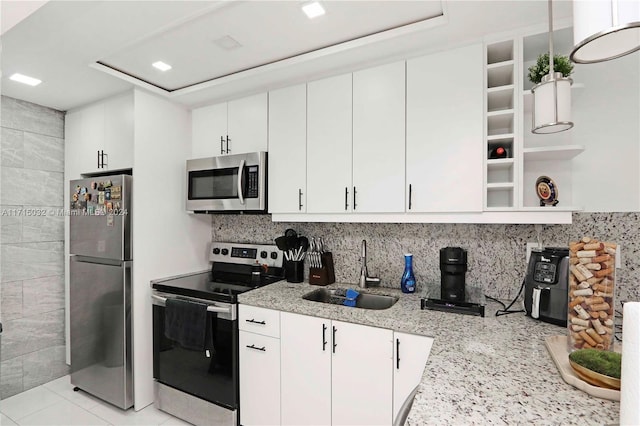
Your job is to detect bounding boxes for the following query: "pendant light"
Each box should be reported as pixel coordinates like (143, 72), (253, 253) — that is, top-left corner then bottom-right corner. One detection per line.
(570, 0), (640, 64)
(531, 0), (574, 134)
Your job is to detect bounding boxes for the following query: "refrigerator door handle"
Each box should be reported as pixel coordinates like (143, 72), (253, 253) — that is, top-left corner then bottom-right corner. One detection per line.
(151, 293), (233, 316)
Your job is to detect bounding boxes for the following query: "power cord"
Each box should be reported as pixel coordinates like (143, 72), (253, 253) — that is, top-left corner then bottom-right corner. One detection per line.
(485, 278), (526, 317)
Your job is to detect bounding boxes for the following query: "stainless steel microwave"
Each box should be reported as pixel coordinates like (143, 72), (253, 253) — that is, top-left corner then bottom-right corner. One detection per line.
(186, 151), (267, 213)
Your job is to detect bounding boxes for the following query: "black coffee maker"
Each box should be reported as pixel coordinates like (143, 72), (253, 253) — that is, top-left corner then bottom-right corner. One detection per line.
(440, 247), (467, 301)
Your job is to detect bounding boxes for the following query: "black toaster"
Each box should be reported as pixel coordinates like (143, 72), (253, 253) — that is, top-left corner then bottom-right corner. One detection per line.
(524, 247), (569, 326)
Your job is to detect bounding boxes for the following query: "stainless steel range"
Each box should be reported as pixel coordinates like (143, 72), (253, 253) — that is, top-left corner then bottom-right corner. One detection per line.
(151, 242), (283, 426)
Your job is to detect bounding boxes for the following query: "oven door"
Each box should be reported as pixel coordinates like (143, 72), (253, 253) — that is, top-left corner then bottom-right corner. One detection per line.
(152, 292), (238, 410)
(186, 152), (266, 212)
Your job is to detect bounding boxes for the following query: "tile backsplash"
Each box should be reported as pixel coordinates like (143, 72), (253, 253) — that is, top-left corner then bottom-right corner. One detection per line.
(211, 213), (639, 304)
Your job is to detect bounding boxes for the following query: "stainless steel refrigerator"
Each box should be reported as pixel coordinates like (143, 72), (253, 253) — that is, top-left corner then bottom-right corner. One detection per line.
(69, 174), (133, 409)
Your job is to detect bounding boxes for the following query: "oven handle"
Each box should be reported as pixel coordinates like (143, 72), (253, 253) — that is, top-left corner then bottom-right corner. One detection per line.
(237, 159), (245, 205)
(151, 293), (233, 315)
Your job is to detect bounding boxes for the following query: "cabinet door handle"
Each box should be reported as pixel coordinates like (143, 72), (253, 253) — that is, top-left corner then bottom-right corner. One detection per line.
(332, 326), (337, 353)
(245, 318), (266, 325)
(344, 187), (349, 211)
(246, 344), (266, 352)
(220, 136), (225, 155)
(226, 135), (231, 154)
(322, 323), (327, 351)
(396, 338), (401, 369)
(97, 150), (100, 168)
(409, 184), (413, 210)
(353, 186), (357, 211)
(298, 189), (303, 211)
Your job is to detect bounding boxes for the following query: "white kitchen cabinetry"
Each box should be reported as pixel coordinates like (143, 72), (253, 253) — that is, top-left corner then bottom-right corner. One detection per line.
(280, 312), (331, 425)
(280, 312), (393, 426)
(352, 61), (406, 213)
(65, 91), (134, 176)
(191, 93), (267, 158)
(238, 305), (281, 426)
(268, 84), (307, 213)
(406, 43), (484, 212)
(306, 74), (353, 213)
(393, 332), (434, 423)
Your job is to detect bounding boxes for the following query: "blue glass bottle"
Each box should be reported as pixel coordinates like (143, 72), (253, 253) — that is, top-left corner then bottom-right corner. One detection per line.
(401, 254), (416, 293)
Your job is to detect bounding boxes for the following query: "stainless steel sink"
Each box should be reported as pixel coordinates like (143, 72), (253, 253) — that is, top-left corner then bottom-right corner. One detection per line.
(302, 288), (398, 310)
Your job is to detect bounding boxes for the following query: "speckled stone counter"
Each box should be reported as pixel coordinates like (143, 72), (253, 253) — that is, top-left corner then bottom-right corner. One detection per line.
(238, 281), (619, 425)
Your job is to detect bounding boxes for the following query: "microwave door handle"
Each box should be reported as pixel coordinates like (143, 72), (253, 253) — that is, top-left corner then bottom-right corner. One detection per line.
(237, 159), (246, 205)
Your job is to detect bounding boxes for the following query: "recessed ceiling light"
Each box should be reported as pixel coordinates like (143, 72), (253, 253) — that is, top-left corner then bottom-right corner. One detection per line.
(302, 1), (325, 19)
(152, 61), (172, 71)
(9, 73), (42, 86)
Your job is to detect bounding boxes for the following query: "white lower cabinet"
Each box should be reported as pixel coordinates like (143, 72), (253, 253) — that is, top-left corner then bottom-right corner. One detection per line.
(392, 332), (434, 423)
(280, 312), (393, 426)
(239, 330), (281, 426)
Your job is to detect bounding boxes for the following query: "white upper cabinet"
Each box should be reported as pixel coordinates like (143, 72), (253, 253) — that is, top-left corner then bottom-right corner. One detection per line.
(406, 43), (484, 212)
(307, 74), (353, 213)
(65, 91), (134, 177)
(191, 93), (267, 158)
(268, 84), (307, 214)
(352, 61), (406, 213)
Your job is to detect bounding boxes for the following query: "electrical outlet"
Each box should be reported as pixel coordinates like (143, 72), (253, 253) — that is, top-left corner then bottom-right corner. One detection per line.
(526, 241), (541, 263)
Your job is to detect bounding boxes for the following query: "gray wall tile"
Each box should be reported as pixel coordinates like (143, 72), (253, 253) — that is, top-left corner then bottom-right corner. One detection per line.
(0, 169), (63, 208)
(22, 206), (64, 242)
(1, 242), (64, 283)
(0, 206), (23, 244)
(0, 358), (23, 399)
(23, 133), (64, 173)
(0, 167), (23, 205)
(1, 309), (65, 361)
(23, 275), (64, 316)
(0, 281), (23, 321)
(1, 97), (64, 138)
(1, 128), (24, 167)
(22, 345), (69, 390)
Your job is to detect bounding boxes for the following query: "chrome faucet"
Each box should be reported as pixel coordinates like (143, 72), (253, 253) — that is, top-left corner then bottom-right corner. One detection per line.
(359, 240), (380, 288)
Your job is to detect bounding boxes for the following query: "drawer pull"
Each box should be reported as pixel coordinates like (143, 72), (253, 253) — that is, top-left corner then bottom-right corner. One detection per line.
(246, 318), (266, 325)
(246, 344), (266, 352)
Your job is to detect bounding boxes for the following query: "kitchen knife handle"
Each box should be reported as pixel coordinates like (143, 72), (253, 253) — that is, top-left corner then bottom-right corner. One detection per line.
(332, 326), (337, 353)
(344, 187), (349, 211)
(409, 184), (412, 210)
(322, 323), (327, 351)
(298, 189), (303, 211)
(353, 186), (357, 211)
(396, 338), (401, 369)
(220, 136), (225, 155)
(226, 135), (231, 154)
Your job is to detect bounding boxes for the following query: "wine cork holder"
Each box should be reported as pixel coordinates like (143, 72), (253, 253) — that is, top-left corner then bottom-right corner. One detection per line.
(309, 252), (336, 286)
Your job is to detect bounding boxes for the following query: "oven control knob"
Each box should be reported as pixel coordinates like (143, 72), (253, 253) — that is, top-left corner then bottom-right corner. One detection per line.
(212, 247), (220, 255)
(270, 252), (278, 259)
(221, 248), (229, 256)
(260, 251), (268, 259)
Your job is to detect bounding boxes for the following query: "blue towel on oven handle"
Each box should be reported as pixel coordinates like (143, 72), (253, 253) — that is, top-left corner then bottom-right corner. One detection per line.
(164, 298), (209, 351)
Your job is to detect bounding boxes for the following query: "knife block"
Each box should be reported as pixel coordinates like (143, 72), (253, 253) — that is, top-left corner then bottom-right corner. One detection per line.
(309, 252), (336, 286)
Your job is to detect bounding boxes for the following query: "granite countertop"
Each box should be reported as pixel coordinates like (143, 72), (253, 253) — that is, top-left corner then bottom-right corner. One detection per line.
(238, 281), (619, 425)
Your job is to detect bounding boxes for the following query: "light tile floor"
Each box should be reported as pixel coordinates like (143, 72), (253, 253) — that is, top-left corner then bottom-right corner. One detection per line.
(0, 376), (192, 426)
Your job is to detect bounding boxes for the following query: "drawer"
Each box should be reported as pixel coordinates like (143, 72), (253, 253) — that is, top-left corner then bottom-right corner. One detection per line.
(239, 305), (280, 337)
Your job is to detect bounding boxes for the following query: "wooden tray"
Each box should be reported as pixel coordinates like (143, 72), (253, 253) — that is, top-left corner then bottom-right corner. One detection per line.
(545, 335), (621, 401)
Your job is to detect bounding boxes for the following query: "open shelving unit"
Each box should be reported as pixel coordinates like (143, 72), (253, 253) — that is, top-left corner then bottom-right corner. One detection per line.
(485, 39), (516, 209)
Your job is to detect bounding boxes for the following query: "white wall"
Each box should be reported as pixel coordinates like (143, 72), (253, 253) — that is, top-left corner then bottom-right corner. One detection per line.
(132, 89), (212, 410)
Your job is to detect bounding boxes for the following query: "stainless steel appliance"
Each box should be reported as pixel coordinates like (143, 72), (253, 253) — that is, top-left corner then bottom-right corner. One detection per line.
(524, 247), (569, 326)
(69, 174), (133, 409)
(186, 152), (267, 213)
(151, 242), (283, 426)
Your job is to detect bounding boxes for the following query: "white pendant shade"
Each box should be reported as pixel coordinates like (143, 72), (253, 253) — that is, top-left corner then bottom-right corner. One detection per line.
(571, 0), (640, 63)
(532, 74), (573, 134)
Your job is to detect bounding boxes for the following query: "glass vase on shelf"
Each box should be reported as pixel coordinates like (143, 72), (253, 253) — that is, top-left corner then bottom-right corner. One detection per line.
(401, 254), (416, 294)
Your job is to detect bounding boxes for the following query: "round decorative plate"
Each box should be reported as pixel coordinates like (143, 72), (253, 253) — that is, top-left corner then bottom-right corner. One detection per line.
(569, 359), (621, 390)
(536, 176), (559, 206)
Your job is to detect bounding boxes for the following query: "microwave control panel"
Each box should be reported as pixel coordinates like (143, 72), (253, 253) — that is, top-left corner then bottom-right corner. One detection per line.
(246, 166), (259, 198)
